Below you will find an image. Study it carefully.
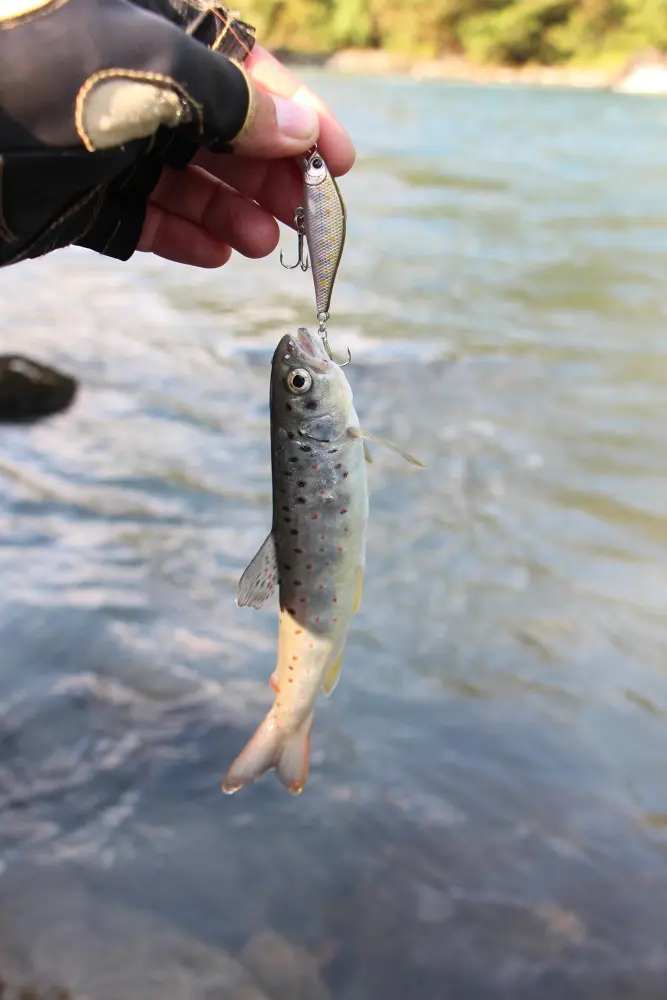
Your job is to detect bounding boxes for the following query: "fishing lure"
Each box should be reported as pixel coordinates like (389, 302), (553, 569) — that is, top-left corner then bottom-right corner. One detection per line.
(281, 147), (347, 361)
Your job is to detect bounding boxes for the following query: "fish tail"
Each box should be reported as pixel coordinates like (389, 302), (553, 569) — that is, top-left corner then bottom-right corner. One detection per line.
(222, 712), (314, 796)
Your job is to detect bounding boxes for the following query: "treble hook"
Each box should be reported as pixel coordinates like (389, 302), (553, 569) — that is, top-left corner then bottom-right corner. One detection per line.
(280, 208), (309, 272)
(338, 347), (352, 367)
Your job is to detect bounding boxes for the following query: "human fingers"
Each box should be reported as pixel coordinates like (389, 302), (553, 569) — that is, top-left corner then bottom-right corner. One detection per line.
(138, 164), (281, 265)
(194, 150), (303, 229)
(245, 44), (356, 176)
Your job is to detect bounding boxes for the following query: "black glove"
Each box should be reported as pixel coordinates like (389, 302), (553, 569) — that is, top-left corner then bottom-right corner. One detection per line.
(0, 0), (256, 267)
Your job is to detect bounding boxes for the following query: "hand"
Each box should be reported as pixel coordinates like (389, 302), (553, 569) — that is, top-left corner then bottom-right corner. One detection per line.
(137, 44), (356, 268)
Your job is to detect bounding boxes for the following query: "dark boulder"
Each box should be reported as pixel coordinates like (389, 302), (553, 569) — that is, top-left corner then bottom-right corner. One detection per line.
(0, 355), (78, 424)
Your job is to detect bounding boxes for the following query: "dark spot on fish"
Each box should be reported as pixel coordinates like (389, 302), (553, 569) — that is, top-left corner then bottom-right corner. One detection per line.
(292, 655), (299, 661)
(332, 597), (338, 603)
(297, 481), (307, 488)
(318, 547), (325, 553)
(294, 580), (302, 587)
(284, 564), (291, 571)
(286, 403), (292, 412)
(305, 400), (317, 410)
(335, 463), (343, 469)
(284, 516), (292, 523)
(332, 617), (338, 623)
(300, 445), (312, 453)
(288, 432), (295, 440)
(343, 472), (349, 478)
(318, 584), (324, 590)
(306, 563), (313, 570)
(297, 497), (306, 504)
(294, 547), (303, 554)
(288, 678), (294, 683)
(290, 529), (298, 536)
(289, 457), (299, 464)
(287, 607), (296, 615)
(329, 448), (337, 454)
(282, 505), (290, 512)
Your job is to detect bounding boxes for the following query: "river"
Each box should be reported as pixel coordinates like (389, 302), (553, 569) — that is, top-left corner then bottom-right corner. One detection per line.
(1, 74), (667, 999)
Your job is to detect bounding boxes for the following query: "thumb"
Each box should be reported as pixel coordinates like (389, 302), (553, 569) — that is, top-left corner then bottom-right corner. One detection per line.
(232, 86), (320, 158)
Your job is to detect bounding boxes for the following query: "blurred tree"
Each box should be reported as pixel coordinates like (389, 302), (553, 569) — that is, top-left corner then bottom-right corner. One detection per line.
(238, 0), (667, 65)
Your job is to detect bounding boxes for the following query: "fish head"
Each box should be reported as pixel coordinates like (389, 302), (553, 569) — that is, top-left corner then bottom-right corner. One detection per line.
(302, 150), (329, 188)
(271, 328), (354, 443)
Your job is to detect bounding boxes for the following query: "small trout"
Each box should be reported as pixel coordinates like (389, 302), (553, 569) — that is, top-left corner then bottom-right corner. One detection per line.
(300, 150), (347, 326)
(222, 328), (367, 795)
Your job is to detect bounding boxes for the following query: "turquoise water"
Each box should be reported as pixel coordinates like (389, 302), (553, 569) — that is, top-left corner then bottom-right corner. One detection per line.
(1, 75), (667, 998)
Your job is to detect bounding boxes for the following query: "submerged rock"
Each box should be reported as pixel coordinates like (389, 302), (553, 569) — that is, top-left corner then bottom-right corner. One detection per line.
(241, 930), (331, 1000)
(0, 355), (78, 424)
(0, 866), (272, 1000)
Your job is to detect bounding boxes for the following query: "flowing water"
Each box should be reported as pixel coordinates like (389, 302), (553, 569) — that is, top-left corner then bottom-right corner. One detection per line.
(1, 75), (667, 999)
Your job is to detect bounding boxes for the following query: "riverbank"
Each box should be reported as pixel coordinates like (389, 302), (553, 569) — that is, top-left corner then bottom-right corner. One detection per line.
(275, 46), (667, 95)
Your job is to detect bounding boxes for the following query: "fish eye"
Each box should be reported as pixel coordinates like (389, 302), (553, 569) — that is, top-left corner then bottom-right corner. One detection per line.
(286, 368), (312, 394)
(311, 156), (323, 170)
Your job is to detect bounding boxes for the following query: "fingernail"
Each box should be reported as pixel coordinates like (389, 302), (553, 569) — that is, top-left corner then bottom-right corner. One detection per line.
(273, 95), (318, 140)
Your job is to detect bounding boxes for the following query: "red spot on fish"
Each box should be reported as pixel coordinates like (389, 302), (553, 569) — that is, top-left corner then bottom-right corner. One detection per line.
(309, 643), (314, 648)
(299, 596), (307, 602)
(332, 597), (338, 604)
(314, 617), (320, 623)
(344, 527), (349, 533)
(318, 584), (324, 590)
(312, 513), (319, 520)
(337, 546), (344, 551)
(340, 508), (348, 514)
(288, 678), (294, 683)
(320, 535), (325, 541)
(332, 618), (338, 623)
(292, 655), (299, 661)
(319, 548), (325, 553)
(312, 464), (318, 470)
(295, 629), (302, 635)
(319, 490), (325, 495)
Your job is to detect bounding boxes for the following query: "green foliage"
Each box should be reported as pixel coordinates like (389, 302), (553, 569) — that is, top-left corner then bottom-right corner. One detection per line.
(460, 0), (575, 63)
(239, 0), (667, 65)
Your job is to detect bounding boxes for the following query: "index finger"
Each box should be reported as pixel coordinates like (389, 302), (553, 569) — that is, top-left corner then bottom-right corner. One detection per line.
(245, 44), (356, 177)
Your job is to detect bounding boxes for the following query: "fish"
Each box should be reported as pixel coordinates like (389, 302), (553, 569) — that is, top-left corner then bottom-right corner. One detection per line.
(222, 328), (424, 796)
(300, 149), (347, 326)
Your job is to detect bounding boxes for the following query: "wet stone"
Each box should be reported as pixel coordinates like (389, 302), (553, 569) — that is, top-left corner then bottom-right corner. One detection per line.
(0, 355), (77, 424)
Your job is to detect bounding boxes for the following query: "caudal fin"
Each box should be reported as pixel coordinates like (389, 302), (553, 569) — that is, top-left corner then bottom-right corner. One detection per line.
(222, 713), (314, 796)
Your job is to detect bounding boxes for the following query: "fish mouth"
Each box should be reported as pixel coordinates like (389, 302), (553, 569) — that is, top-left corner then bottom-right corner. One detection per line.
(295, 328), (329, 372)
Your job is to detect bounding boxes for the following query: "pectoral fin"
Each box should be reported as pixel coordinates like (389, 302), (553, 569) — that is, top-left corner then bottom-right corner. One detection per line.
(350, 428), (426, 468)
(363, 442), (373, 465)
(236, 532), (278, 609)
(321, 651), (344, 697)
